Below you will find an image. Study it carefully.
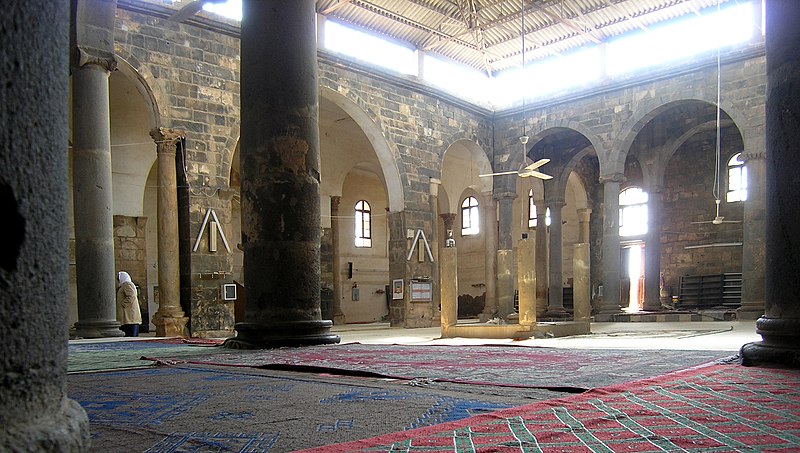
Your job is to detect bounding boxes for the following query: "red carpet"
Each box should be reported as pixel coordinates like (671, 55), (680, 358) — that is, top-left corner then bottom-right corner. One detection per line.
(296, 363), (800, 452)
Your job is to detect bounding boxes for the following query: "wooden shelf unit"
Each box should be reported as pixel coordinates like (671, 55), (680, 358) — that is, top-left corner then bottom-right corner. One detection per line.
(678, 273), (742, 309)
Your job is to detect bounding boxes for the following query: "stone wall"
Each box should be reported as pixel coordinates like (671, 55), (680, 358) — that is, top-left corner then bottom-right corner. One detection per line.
(108, 3), (767, 333)
(113, 215), (149, 330)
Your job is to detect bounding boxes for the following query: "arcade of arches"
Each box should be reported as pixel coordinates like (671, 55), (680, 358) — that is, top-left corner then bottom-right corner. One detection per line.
(65, 1), (769, 339)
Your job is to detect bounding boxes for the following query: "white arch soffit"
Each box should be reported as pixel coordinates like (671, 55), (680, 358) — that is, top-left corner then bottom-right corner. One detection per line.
(114, 55), (161, 129)
(108, 62), (160, 218)
(441, 140), (492, 213)
(319, 87), (404, 213)
(447, 139), (492, 193)
(567, 172), (588, 210)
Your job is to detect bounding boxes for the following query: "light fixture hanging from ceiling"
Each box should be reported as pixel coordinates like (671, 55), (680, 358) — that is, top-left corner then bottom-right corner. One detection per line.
(479, 0), (552, 180)
(693, 0), (740, 226)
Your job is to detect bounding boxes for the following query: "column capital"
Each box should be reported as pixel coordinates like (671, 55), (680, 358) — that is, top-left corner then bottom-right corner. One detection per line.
(544, 198), (566, 208)
(493, 191), (518, 201)
(150, 127), (186, 150)
(599, 173), (625, 184)
(330, 195), (342, 211)
(75, 47), (117, 72)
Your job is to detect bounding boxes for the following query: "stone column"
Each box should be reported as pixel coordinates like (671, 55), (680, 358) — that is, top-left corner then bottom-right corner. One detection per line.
(232, 0), (339, 347)
(741, 0), (800, 367)
(150, 128), (189, 337)
(643, 187), (663, 311)
(574, 208), (591, 321)
(480, 191), (498, 320)
(330, 196), (346, 325)
(440, 213), (457, 246)
(517, 236), (536, 326)
(573, 243), (591, 322)
(577, 208), (592, 244)
(738, 151), (766, 320)
(0, 0), (90, 448)
(496, 192), (516, 318)
(546, 200), (568, 317)
(429, 179), (441, 325)
(534, 198), (549, 317)
(598, 174), (624, 315)
(71, 23), (123, 339)
(440, 246), (458, 331)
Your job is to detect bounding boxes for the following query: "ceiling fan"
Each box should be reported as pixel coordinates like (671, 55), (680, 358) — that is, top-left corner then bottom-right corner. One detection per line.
(693, 1), (740, 227)
(168, 0), (227, 23)
(478, 0), (552, 181)
(691, 199), (741, 225)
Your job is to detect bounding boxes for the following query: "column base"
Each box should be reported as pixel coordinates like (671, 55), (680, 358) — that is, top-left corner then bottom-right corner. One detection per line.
(0, 397), (90, 452)
(153, 312), (188, 337)
(739, 316), (800, 368)
(225, 320), (340, 349)
(72, 319), (124, 339)
(544, 308), (570, 319)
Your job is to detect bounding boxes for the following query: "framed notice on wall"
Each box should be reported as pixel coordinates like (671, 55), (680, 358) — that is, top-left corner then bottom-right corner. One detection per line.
(392, 279), (404, 300)
(409, 281), (432, 302)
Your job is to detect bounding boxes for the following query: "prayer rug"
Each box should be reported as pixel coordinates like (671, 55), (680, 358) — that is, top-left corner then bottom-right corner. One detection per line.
(296, 363), (800, 452)
(144, 343), (734, 390)
(68, 363), (535, 452)
(68, 339), (224, 372)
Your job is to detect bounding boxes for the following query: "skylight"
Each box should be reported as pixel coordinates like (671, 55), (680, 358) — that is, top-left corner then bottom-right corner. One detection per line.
(203, 0), (241, 21)
(325, 20), (416, 76)
(178, 1), (758, 109)
(606, 2), (754, 76)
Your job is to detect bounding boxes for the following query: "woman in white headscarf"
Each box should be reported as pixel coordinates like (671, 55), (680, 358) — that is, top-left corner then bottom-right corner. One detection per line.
(116, 271), (142, 337)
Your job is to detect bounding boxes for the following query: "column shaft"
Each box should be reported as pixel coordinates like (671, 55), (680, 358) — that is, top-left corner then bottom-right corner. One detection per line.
(233, 0), (338, 347)
(440, 247), (458, 332)
(151, 128), (188, 337)
(516, 237), (536, 326)
(481, 192), (498, 319)
(534, 201), (549, 317)
(330, 196), (346, 325)
(546, 202), (567, 316)
(599, 176), (623, 314)
(573, 243), (591, 321)
(496, 194), (516, 318)
(741, 0), (800, 367)
(643, 189), (662, 311)
(739, 156), (766, 319)
(0, 0), (90, 448)
(72, 60), (123, 338)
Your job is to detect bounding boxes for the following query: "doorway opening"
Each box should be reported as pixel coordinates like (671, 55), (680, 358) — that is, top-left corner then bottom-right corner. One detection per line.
(622, 242), (645, 312)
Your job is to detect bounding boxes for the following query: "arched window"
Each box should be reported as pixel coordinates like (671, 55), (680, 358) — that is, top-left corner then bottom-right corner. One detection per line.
(354, 200), (372, 248)
(528, 190), (551, 227)
(619, 187), (648, 237)
(461, 196), (480, 235)
(726, 152), (748, 202)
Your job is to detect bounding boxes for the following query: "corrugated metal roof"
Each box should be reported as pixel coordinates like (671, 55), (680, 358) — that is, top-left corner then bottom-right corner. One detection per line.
(316, 0), (735, 75)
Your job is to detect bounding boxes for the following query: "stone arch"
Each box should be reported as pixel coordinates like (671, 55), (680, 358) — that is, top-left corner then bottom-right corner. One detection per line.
(319, 86), (404, 213)
(526, 120), (606, 172)
(113, 51), (163, 129)
(614, 94), (750, 178)
(440, 138), (493, 214)
(220, 121), (241, 185)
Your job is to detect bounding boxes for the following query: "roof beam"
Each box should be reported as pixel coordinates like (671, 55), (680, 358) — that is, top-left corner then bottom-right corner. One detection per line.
(603, 0), (648, 32)
(320, 0), (354, 16)
(524, 0), (602, 44)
